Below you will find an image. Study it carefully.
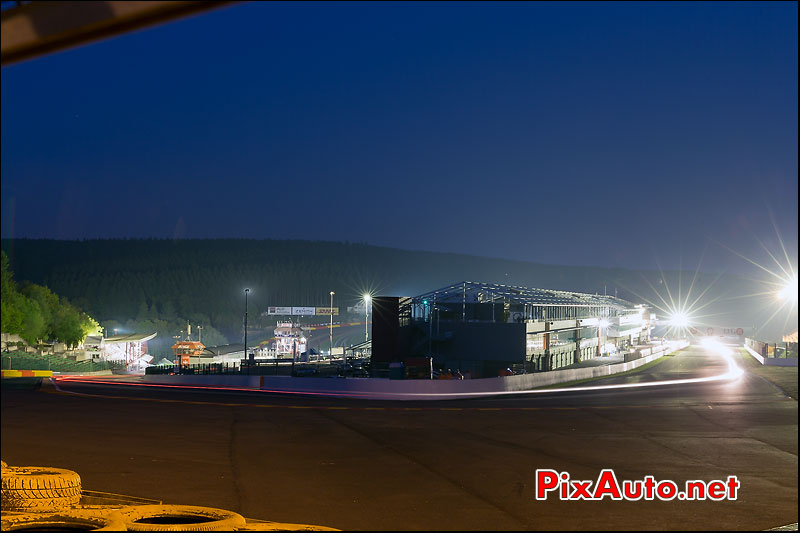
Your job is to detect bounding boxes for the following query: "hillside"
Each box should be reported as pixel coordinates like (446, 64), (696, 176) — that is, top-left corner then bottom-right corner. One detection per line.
(0, 239), (779, 354)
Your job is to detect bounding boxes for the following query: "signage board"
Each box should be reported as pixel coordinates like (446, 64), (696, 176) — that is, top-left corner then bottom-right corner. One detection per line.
(316, 307), (340, 315)
(268, 306), (292, 315)
(292, 307), (316, 316)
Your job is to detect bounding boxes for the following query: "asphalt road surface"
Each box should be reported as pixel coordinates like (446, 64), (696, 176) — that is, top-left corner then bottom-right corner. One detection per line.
(305, 323), (368, 353)
(1, 344), (796, 530)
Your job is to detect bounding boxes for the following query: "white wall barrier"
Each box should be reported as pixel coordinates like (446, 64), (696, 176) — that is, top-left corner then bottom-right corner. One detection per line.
(743, 344), (798, 367)
(143, 341), (690, 400)
(143, 374), (261, 388)
(53, 370), (114, 376)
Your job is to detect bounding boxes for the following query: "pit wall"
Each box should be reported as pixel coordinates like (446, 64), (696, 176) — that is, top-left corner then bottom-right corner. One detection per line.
(142, 341), (689, 400)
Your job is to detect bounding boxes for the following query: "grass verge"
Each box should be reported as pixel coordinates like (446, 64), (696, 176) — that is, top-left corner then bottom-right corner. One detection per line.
(737, 348), (798, 400)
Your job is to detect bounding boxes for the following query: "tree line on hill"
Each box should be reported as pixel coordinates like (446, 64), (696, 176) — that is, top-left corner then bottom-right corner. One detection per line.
(0, 238), (769, 357)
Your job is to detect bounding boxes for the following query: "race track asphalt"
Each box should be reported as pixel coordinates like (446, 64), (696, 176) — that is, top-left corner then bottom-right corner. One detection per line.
(1, 344), (796, 530)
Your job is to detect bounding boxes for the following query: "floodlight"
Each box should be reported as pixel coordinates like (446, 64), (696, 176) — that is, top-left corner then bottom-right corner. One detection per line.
(777, 276), (797, 302)
(669, 311), (690, 328)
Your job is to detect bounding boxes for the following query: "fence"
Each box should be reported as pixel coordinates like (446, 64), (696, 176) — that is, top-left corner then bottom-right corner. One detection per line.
(146, 362), (242, 375)
(145, 358), (369, 378)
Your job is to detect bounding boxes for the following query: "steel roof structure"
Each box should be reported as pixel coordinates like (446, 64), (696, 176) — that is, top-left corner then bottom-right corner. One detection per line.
(402, 281), (638, 323)
(412, 281), (633, 309)
(103, 332), (157, 344)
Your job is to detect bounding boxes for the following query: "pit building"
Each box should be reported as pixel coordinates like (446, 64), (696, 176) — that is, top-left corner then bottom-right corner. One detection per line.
(372, 281), (653, 378)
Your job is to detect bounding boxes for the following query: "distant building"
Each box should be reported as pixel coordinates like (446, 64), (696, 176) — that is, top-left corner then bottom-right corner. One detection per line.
(172, 340), (205, 366)
(372, 281), (652, 378)
(81, 335), (104, 360)
(175, 343), (244, 365)
(274, 322), (308, 361)
(99, 332), (157, 366)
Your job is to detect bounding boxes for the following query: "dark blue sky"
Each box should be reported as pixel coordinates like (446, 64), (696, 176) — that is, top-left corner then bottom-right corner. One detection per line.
(1, 1), (797, 274)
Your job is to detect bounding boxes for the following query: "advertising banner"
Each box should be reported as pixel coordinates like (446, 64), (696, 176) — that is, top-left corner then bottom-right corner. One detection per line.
(315, 307), (340, 315)
(268, 306), (292, 315)
(292, 307), (316, 316)
(715, 327), (746, 337)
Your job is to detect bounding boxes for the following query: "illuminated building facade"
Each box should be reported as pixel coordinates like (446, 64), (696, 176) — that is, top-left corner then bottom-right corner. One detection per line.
(274, 322), (309, 360)
(372, 281), (652, 377)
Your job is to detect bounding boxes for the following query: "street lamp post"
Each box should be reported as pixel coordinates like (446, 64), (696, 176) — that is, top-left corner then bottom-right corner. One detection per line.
(425, 300), (431, 356)
(244, 288), (250, 374)
(329, 291), (335, 366)
(364, 294), (371, 343)
(172, 334), (181, 373)
(597, 318), (608, 358)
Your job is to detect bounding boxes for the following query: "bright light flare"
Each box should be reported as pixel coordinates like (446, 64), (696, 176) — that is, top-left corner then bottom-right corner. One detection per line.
(701, 336), (730, 355)
(668, 311), (690, 328)
(777, 275), (798, 302)
(715, 209), (796, 336)
(700, 337), (745, 381)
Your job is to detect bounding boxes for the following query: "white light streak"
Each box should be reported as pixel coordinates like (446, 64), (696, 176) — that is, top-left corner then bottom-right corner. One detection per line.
(51, 341), (745, 401)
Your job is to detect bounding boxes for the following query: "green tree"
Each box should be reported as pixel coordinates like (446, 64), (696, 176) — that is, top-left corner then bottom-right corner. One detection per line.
(53, 305), (83, 348)
(197, 324), (227, 348)
(1, 251), (23, 335)
(160, 300), (176, 320)
(79, 311), (102, 340)
(1, 295), (23, 335)
(18, 296), (46, 344)
(20, 283), (59, 340)
(0, 251), (12, 298)
(136, 300), (150, 322)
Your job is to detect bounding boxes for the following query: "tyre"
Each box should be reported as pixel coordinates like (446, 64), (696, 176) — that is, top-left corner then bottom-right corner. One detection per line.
(0, 509), (126, 531)
(236, 519), (340, 531)
(1, 466), (82, 511)
(118, 505), (247, 531)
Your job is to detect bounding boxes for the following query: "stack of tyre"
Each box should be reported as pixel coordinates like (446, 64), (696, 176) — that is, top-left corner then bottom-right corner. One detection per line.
(1, 460), (254, 531)
(1, 460), (125, 530)
(1, 462), (83, 512)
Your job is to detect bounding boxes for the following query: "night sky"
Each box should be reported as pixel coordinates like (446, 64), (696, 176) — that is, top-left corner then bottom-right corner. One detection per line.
(1, 1), (797, 274)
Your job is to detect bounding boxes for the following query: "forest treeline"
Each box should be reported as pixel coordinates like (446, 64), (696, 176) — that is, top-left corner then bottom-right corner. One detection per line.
(1, 238), (760, 356)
